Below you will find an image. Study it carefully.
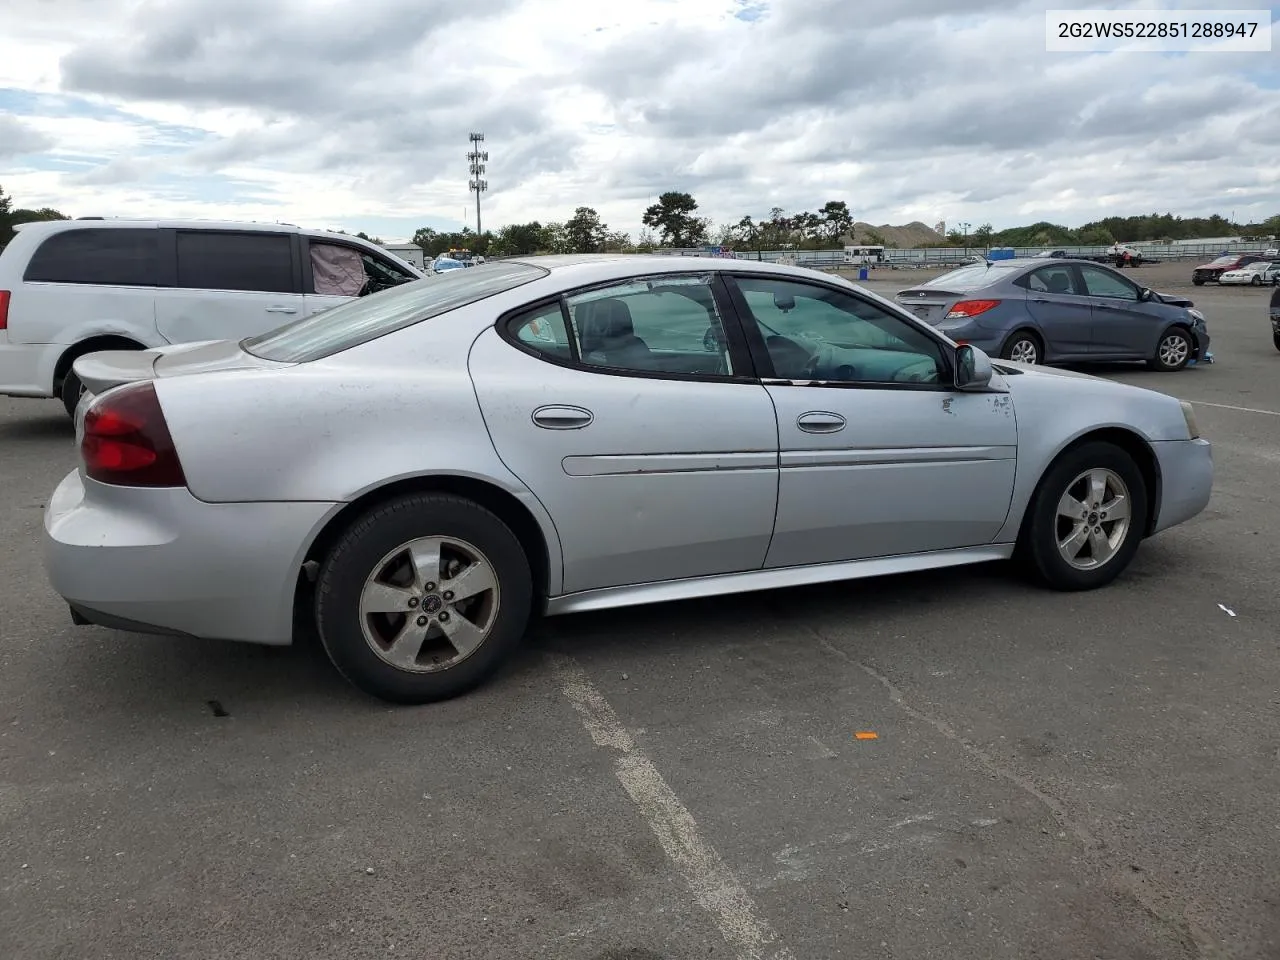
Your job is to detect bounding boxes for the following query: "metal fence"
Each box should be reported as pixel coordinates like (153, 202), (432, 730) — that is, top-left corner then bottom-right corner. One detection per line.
(659, 240), (1277, 269)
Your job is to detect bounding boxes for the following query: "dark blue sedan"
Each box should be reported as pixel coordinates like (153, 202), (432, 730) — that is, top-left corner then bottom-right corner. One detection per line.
(896, 259), (1210, 371)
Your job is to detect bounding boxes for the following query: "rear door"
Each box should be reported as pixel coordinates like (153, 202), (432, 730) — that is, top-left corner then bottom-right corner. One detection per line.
(1077, 264), (1157, 359)
(1017, 263), (1094, 359)
(153, 229), (304, 344)
(301, 238), (419, 318)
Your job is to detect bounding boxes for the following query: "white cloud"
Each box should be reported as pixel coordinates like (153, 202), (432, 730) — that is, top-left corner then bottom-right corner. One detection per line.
(0, 0), (1275, 235)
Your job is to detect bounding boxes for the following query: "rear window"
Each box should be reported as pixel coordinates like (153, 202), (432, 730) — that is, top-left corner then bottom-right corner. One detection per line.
(23, 227), (160, 286)
(241, 260), (549, 362)
(922, 263), (1022, 291)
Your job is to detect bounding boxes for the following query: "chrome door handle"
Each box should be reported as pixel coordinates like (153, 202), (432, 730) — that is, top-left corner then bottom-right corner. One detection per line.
(532, 405), (594, 430)
(265, 305), (298, 314)
(797, 411), (846, 434)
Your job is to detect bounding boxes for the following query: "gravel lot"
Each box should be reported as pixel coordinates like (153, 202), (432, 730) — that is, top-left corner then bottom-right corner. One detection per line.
(2, 261), (1278, 959)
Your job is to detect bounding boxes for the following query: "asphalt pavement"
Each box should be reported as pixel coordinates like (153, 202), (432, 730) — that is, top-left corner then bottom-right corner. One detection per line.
(2, 262), (1278, 959)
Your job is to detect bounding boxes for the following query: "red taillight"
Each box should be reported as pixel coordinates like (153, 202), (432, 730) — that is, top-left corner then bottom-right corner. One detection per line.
(946, 299), (1001, 319)
(0, 290), (10, 330)
(82, 382), (187, 487)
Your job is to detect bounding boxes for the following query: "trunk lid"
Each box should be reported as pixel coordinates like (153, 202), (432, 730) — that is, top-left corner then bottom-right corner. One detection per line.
(896, 287), (966, 325)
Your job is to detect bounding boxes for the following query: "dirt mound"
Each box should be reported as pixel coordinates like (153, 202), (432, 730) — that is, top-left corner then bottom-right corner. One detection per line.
(847, 220), (945, 249)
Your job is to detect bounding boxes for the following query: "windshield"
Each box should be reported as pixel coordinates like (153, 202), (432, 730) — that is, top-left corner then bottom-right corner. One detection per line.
(1208, 257), (1237, 267)
(922, 263), (1023, 291)
(242, 261), (547, 362)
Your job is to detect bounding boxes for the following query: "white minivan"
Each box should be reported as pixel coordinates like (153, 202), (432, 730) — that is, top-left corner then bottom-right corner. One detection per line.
(0, 218), (424, 415)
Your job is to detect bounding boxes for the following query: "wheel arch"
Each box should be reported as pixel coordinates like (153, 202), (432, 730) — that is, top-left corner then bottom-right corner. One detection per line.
(293, 474), (557, 634)
(1020, 427), (1162, 541)
(53, 335), (148, 394)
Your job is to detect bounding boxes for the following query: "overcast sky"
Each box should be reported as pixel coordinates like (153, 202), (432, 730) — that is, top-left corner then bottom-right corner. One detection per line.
(0, 0), (1276, 241)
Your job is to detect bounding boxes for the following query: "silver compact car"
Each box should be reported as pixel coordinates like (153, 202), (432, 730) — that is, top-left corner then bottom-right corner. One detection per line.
(45, 256), (1213, 703)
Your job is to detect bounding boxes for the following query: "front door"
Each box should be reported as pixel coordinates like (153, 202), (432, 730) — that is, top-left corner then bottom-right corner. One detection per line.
(1020, 263), (1094, 361)
(468, 273), (780, 595)
(724, 273), (1018, 569)
(155, 229), (305, 343)
(1077, 263), (1156, 359)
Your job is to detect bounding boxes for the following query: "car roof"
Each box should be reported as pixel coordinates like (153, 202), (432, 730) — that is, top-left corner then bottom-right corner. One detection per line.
(502, 253), (845, 281)
(11, 217), (370, 243)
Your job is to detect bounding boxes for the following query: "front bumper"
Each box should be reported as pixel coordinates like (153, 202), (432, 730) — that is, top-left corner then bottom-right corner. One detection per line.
(1150, 438), (1212, 535)
(43, 469), (339, 645)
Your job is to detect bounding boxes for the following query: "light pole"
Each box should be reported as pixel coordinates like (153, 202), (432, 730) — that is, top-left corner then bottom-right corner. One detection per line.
(467, 132), (488, 240)
(959, 220), (971, 258)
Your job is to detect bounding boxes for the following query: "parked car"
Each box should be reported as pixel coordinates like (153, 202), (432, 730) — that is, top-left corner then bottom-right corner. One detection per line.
(430, 256), (466, 274)
(44, 256), (1212, 704)
(1271, 285), (1280, 352)
(1192, 254), (1267, 285)
(0, 218), (423, 416)
(1218, 261), (1278, 286)
(895, 258), (1209, 370)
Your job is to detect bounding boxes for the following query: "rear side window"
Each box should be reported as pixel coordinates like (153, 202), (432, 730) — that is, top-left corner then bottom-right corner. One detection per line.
(176, 231), (294, 293)
(23, 228), (160, 286)
(242, 260), (550, 362)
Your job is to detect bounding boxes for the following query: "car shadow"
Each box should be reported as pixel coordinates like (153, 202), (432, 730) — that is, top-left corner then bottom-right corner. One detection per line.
(0, 411), (72, 441)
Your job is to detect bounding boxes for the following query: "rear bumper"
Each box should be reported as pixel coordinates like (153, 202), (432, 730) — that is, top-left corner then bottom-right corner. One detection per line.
(1150, 438), (1212, 535)
(43, 469), (339, 645)
(0, 341), (59, 397)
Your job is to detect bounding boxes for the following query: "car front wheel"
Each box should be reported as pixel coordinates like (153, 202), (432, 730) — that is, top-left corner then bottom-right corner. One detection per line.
(315, 493), (533, 704)
(1020, 441), (1148, 591)
(1273, 332), (1280, 353)
(1148, 328), (1192, 371)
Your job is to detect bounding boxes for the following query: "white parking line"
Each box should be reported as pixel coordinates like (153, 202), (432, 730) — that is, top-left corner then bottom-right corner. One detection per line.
(1188, 400), (1280, 417)
(552, 655), (795, 960)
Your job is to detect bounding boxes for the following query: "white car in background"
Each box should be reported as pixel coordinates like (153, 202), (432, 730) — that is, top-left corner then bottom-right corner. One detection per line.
(0, 218), (423, 416)
(1218, 261), (1278, 286)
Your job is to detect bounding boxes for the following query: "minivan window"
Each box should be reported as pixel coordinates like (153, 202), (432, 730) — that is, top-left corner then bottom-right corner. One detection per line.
(242, 260), (549, 363)
(176, 231), (294, 294)
(23, 228), (160, 286)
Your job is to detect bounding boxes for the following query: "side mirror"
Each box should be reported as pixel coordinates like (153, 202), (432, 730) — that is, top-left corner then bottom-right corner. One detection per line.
(954, 344), (994, 391)
(1139, 287), (1153, 302)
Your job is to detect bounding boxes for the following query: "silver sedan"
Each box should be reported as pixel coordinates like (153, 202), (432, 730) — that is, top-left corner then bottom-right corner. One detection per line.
(45, 256), (1213, 703)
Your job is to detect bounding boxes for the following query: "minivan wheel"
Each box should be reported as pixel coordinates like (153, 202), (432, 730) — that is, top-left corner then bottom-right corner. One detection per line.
(315, 493), (532, 704)
(1020, 441), (1148, 591)
(60, 369), (85, 419)
(1001, 331), (1041, 365)
(1148, 328), (1192, 371)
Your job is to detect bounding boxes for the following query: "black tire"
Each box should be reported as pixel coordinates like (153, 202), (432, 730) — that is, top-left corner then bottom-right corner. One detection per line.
(1147, 327), (1193, 371)
(60, 368), (84, 419)
(1000, 330), (1042, 365)
(1192, 278), (1205, 286)
(1019, 441), (1148, 591)
(1273, 332), (1280, 353)
(315, 493), (533, 704)
(1251, 275), (1261, 286)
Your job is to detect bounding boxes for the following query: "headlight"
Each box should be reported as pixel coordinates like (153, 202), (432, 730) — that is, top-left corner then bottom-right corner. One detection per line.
(1187, 309), (1206, 329)
(1180, 400), (1200, 439)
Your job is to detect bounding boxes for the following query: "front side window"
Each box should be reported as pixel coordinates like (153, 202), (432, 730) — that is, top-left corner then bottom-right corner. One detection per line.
(243, 260), (548, 362)
(561, 275), (734, 377)
(1079, 265), (1138, 300)
(176, 231), (294, 294)
(732, 275), (944, 385)
(23, 228), (160, 286)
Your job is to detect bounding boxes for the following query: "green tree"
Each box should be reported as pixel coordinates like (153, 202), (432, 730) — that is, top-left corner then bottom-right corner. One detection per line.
(489, 221), (544, 257)
(564, 206), (608, 253)
(540, 222), (572, 254)
(1, 185), (69, 249)
(819, 200), (853, 244)
(642, 191), (708, 247)
(972, 223), (993, 247)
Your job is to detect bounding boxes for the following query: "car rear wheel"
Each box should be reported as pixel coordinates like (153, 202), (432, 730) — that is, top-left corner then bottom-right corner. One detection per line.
(1148, 328), (1192, 371)
(1001, 331), (1041, 365)
(315, 493), (532, 704)
(1020, 441), (1147, 591)
(1251, 275), (1262, 286)
(1273, 332), (1280, 353)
